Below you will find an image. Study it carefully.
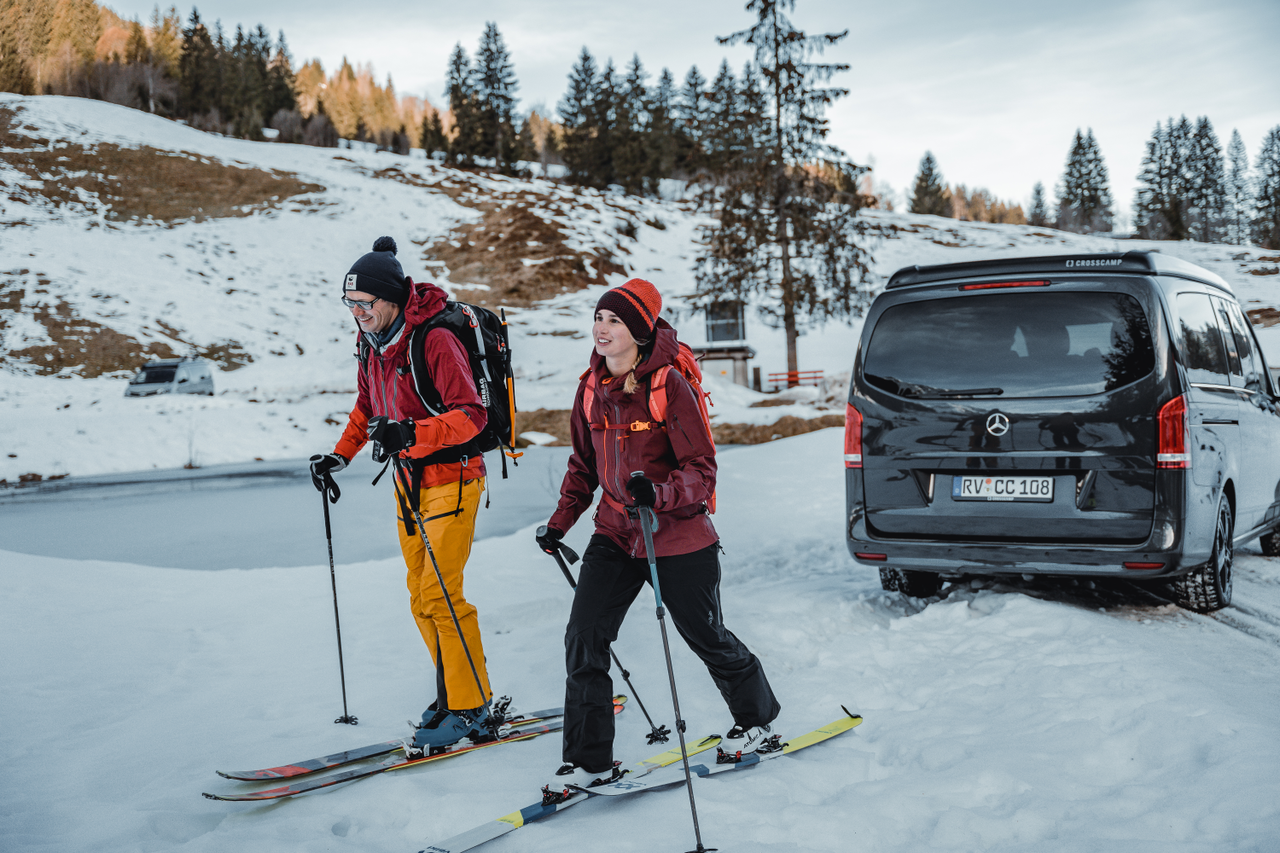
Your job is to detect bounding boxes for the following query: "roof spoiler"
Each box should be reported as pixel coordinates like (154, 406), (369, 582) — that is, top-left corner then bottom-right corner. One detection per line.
(886, 250), (1231, 293)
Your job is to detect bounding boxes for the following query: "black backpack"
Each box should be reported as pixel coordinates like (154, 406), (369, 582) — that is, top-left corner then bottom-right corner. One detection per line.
(360, 300), (521, 478)
(410, 301), (520, 475)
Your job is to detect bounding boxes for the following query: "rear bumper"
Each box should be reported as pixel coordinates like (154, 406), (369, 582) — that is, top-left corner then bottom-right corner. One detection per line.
(844, 468), (1214, 579)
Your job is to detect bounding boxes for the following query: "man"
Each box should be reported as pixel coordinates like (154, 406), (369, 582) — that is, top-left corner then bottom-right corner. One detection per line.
(310, 236), (495, 755)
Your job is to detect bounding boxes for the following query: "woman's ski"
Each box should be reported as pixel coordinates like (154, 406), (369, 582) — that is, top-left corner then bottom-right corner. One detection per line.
(419, 708), (862, 853)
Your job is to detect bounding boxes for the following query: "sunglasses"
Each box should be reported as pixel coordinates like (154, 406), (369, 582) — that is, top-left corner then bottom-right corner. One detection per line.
(341, 295), (381, 310)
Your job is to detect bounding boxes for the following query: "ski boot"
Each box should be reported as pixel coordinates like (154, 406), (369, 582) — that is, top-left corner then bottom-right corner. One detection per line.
(405, 705), (496, 759)
(540, 761), (624, 805)
(718, 723), (780, 763)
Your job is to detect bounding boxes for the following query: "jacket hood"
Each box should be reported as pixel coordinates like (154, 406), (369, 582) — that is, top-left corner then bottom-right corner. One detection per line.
(357, 278), (449, 356)
(588, 317), (679, 380)
(403, 278), (449, 327)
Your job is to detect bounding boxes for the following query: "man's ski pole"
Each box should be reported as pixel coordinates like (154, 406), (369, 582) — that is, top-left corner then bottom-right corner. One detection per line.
(631, 473), (713, 853)
(317, 469), (358, 725)
(536, 525), (671, 745)
(391, 454), (493, 727)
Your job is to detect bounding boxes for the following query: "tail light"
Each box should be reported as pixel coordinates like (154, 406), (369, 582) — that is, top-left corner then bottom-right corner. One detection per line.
(958, 279), (1050, 291)
(1157, 395), (1189, 469)
(844, 403), (863, 468)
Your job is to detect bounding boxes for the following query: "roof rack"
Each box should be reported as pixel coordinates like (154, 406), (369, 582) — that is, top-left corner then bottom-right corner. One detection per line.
(885, 250), (1231, 293)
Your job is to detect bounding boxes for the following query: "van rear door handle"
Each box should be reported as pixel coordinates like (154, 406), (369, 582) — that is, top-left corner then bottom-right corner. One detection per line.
(1201, 418), (1238, 425)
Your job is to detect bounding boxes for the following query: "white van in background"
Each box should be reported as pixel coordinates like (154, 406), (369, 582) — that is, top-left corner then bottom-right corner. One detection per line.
(124, 357), (215, 397)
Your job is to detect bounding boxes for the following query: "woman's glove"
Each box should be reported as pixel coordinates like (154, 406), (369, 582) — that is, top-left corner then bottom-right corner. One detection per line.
(626, 473), (657, 508)
(535, 525), (565, 554)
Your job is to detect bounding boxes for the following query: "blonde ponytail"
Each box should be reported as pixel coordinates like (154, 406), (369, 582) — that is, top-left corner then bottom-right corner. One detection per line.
(622, 351), (644, 395)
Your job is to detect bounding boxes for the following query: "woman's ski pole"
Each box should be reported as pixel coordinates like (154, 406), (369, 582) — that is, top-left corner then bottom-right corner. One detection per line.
(315, 465), (358, 725)
(536, 525), (671, 745)
(631, 473), (712, 853)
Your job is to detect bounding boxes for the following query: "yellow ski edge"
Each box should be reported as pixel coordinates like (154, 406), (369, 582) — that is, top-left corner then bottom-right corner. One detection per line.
(633, 734), (722, 775)
(781, 709), (862, 754)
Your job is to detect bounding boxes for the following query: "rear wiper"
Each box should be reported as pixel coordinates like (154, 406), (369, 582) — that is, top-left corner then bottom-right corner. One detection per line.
(933, 387), (1005, 398)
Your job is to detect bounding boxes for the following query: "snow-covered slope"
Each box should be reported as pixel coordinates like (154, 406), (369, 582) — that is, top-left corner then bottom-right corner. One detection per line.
(3, 430), (1279, 852)
(3, 94), (1280, 482)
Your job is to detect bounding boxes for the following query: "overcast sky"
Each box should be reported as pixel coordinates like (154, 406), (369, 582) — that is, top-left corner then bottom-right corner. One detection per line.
(108, 0), (1280, 228)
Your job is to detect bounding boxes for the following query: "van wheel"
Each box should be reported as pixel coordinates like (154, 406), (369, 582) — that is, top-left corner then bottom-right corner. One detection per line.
(879, 567), (942, 598)
(1173, 497), (1233, 613)
(1260, 528), (1280, 557)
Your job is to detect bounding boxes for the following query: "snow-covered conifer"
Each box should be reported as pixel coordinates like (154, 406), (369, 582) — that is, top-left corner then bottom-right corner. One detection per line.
(909, 152), (949, 217)
(1056, 128), (1112, 233)
(1225, 129), (1252, 245)
(1254, 126), (1280, 250)
(1186, 117), (1226, 242)
(1028, 182), (1049, 227)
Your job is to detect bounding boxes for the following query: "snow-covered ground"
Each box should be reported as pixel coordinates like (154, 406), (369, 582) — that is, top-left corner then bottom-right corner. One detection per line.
(3, 429), (1280, 852)
(4, 95), (1280, 482)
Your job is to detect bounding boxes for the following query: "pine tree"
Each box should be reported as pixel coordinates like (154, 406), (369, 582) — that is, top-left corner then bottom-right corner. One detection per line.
(444, 42), (480, 165)
(1134, 116), (1193, 240)
(149, 5), (181, 78)
(699, 60), (738, 178)
(1225, 129), (1252, 245)
(909, 151), (949, 216)
(557, 47), (599, 184)
(587, 58), (620, 188)
(1055, 128), (1112, 233)
(178, 9), (218, 117)
(264, 30), (296, 120)
(1186, 116), (1226, 242)
(421, 108), (446, 159)
(674, 65), (706, 176)
(613, 54), (651, 195)
(647, 68), (678, 186)
(697, 0), (876, 376)
(1028, 181), (1049, 226)
(473, 22), (518, 171)
(1254, 126), (1280, 250)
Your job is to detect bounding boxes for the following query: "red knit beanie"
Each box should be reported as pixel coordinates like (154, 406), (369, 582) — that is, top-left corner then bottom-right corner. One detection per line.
(596, 278), (662, 343)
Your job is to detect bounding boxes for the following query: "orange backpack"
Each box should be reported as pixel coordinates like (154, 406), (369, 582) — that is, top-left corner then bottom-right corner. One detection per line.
(581, 342), (717, 513)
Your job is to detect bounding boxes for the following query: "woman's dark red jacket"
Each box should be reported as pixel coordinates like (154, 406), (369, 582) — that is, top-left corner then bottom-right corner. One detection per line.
(549, 319), (717, 558)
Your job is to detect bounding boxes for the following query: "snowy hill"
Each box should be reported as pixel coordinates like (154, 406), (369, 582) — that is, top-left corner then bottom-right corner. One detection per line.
(3, 94), (1280, 483)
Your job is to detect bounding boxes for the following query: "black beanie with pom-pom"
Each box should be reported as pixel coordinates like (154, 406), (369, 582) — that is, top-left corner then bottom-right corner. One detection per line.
(343, 236), (409, 307)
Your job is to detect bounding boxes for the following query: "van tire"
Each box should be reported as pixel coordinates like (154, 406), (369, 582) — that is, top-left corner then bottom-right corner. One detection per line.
(1260, 528), (1280, 557)
(1173, 497), (1233, 613)
(879, 567), (943, 598)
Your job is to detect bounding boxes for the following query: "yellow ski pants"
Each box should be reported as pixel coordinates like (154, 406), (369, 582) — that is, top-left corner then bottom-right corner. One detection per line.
(396, 476), (491, 711)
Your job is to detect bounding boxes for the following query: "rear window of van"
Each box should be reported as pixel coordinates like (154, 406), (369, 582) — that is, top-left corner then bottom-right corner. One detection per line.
(863, 291), (1155, 399)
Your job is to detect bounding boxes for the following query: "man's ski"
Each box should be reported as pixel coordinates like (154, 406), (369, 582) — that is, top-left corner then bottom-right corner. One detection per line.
(203, 721), (565, 801)
(215, 702), (582, 782)
(419, 734), (724, 853)
(419, 708), (862, 853)
(203, 699), (627, 801)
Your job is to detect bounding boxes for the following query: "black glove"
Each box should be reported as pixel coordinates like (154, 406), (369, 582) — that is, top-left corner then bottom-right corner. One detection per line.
(626, 473), (657, 508)
(368, 415), (416, 461)
(535, 525), (564, 555)
(309, 453), (347, 493)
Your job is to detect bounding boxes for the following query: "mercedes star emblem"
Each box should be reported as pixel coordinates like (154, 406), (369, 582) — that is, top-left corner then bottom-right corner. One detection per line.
(986, 412), (1010, 436)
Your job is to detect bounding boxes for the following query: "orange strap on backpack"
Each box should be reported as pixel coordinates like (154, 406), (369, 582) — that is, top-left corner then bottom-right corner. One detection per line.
(579, 343), (716, 513)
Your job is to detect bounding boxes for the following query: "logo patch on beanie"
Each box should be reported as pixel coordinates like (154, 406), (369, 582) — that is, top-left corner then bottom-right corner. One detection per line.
(344, 273), (358, 291)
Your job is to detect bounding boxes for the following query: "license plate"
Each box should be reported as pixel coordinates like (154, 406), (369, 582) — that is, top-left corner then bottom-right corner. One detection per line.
(952, 475), (1054, 502)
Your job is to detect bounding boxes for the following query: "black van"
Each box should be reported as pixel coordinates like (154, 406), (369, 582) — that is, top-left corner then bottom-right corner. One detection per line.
(844, 251), (1280, 613)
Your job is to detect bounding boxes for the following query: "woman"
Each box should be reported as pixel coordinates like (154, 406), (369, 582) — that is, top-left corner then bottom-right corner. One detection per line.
(536, 278), (780, 791)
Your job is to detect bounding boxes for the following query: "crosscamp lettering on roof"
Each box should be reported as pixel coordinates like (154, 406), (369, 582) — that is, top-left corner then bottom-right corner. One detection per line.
(1065, 259), (1124, 268)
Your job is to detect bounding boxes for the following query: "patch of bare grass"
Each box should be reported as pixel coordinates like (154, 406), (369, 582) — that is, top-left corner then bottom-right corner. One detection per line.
(0, 105), (324, 225)
(366, 164), (629, 309)
(0, 270), (252, 376)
